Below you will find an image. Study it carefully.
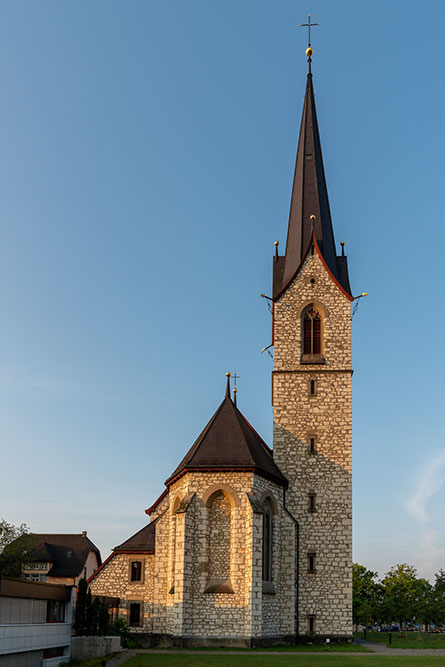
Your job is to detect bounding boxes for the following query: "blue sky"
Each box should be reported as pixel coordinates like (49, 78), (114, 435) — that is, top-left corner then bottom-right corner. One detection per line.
(1, 0), (444, 582)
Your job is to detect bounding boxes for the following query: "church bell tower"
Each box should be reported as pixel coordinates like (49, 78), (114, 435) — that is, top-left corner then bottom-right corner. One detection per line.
(272, 44), (353, 639)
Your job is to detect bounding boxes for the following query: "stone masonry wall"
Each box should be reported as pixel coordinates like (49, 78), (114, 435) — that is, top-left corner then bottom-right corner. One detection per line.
(170, 472), (252, 639)
(273, 248), (353, 637)
(167, 471), (295, 640)
(207, 491), (231, 580)
(89, 553), (154, 633)
(89, 470), (297, 642)
(252, 476), (296, 638)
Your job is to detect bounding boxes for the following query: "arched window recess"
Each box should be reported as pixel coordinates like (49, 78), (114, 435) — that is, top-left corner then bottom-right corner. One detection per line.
(262, 498), (275, 594)
(204, 489), (234, 594)
(301, 304), (326, 365)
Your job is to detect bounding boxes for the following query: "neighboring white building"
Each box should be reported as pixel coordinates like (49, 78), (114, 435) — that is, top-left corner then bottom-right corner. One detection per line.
(15, 533), (101, 588)
(0, 577), (73, 666)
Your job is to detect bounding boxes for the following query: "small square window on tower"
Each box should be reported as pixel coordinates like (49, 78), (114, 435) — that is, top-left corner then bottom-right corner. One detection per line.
(307, 552), (316, 573)
(308, 493), (316, 512)
(308, 436), (316, 455)
(308, 615), (316, 634)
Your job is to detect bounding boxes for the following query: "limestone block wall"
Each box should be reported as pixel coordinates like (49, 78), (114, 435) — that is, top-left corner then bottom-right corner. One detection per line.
(169, 472), (252, 639)
(89, 553), (154, 633)
(273, 249), (352, 637)
(166, 471), (294, 640)
(252, 476), (296, 638)
(90, 469), (297, 641)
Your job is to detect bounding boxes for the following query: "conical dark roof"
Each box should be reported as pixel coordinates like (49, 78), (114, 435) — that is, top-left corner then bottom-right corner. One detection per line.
(274, 72), (351, 299)
(166, 395), (287, 487)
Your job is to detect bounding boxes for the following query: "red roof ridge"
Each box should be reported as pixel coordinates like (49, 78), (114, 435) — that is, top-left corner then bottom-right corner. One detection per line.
(145, 488), (169, 515)
(87, 552), (115, 585)
(275, 231), (353, 302)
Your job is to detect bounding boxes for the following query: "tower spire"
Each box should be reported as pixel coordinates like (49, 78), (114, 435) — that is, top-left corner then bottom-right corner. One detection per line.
(273, 50), (351, 299)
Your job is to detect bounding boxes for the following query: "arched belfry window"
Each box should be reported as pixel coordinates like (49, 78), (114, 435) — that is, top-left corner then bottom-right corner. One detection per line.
(302, 305), (325, 364)
(304, 307), (321, 355)
(262, 499), (272, 582)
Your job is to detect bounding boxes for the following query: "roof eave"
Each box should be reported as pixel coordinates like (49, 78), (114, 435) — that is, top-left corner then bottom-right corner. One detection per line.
(113, 549), (154, 555)
(145, 488), (169, 515)
(166, 465), (287, 488)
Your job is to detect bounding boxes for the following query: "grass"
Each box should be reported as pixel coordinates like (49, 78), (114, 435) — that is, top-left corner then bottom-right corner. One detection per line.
(68, 654), (116, 666)
(356, 631), (445, 649)
(150, 644), (368, 652)
(122, 656), (445, 666)
(248, 643), (368, 651)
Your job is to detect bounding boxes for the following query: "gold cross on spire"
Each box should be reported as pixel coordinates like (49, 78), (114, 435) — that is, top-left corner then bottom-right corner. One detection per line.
(299, 14), (320, 47)
(232, 371), (241, 406)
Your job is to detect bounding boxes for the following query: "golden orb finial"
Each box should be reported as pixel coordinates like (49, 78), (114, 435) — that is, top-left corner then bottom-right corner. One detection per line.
(306, 46), (313, 58)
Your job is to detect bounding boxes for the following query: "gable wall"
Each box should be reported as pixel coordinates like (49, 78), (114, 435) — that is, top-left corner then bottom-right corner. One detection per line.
(89, 553), (155, 633)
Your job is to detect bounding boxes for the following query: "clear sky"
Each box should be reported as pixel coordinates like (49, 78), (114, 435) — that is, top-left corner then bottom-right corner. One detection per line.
(1, 0), (444, 583)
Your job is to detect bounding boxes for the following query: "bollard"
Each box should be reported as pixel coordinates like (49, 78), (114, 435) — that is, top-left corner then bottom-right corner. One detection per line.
(364, 628), (367, 639)
(389, 632), (392, 645)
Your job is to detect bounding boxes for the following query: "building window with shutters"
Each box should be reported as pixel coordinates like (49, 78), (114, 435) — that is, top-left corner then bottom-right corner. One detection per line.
(46, 601), (65, 623)
(301, 305), (325, 364)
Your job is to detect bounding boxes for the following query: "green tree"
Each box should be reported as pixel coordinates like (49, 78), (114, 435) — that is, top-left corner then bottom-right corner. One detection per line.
(352, 563), (379, 627)
(0, 519), (30, 553)
(0, 519), (39, 578)
(73, 577), (89, 636)
(73, 578), (109, 636)
(98, 601), (110, 636)
(433, 569), (445, 625)
(381, 564), (419, 629)
(414, 578), (434, 632)
(90, 596), (101, 636)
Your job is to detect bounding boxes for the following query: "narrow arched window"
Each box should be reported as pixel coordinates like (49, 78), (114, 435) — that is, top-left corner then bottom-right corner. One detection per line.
(303, 307), (321, 355)
(207, 490), (231, 582)
(170, 498), (180, 594)
(262, 500), (272, 582)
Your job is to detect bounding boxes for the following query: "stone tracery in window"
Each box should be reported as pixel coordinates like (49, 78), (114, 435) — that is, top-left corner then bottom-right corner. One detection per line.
(301, 304), (325, 364)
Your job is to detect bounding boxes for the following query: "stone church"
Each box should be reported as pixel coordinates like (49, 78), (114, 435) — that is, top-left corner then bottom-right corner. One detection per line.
(89, 51), (354, 646)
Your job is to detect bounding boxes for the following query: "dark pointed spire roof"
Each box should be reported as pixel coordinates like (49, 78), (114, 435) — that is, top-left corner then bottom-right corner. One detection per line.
(273, 72), (351, 299)
(166, 390), (287, 487)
